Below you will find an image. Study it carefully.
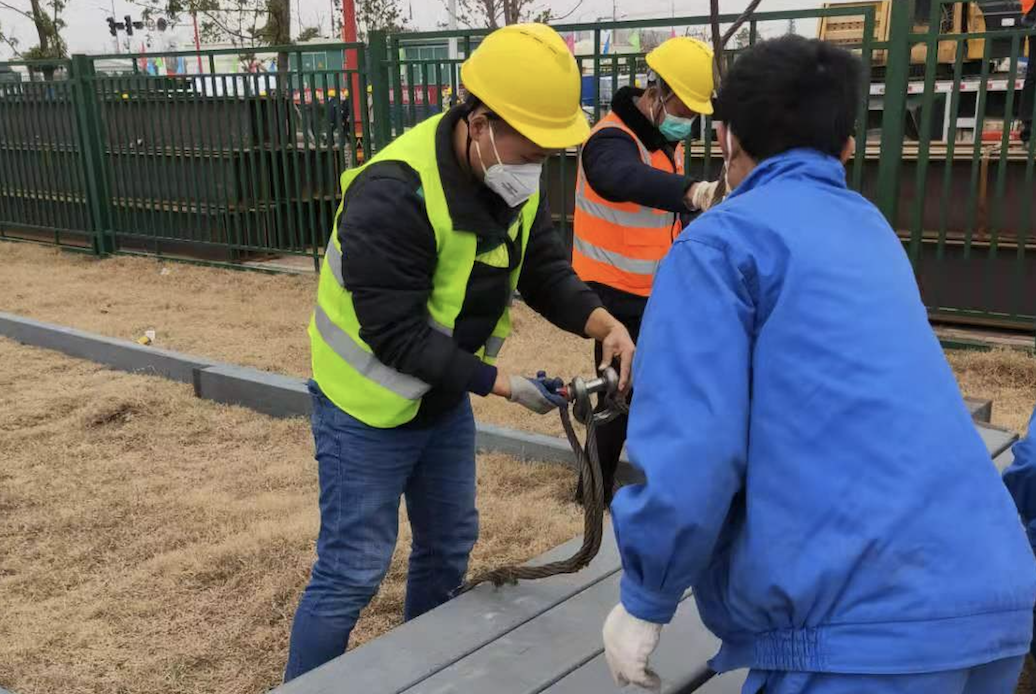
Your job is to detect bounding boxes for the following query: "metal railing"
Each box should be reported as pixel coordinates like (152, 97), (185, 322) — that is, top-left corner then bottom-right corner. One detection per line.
(0, 1), (1033, 335)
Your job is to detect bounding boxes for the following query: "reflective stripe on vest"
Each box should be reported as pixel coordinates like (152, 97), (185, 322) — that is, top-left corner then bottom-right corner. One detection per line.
(573, 235), (660, 277)
(572, 111), (683, 297)
(312, 303), (431, 400)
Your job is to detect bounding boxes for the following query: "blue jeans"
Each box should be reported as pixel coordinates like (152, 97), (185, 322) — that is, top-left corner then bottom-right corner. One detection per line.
(283, 381), (479, 681)
(742, 656), (1025, 694)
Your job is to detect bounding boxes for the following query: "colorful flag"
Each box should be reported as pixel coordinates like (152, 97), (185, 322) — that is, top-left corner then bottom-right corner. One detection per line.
(602, 29), (612, 55)
(565, 32), (576, 54)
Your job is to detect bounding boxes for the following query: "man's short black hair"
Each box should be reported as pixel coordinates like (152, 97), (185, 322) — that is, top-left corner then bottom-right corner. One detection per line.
(715, 35), (862, 162)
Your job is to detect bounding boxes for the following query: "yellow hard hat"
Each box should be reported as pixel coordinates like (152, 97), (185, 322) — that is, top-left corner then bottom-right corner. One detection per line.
(646, 37), (715, 116)
(461, 23), (589, 149)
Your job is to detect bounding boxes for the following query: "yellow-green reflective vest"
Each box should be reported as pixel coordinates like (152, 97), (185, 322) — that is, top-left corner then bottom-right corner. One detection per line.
(309, 113), (539, 429)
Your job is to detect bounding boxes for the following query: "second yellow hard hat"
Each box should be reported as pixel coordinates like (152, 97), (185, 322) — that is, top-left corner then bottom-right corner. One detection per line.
(646, 37), (715, 115)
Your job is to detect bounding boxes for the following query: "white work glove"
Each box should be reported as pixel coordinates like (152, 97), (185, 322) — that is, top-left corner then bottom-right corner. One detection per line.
(688, 180), (720, 212)
(603, 603), (663, 692)
(508, 373), (567, 415)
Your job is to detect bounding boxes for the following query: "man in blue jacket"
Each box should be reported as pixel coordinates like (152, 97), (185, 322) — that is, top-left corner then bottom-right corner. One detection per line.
(603, 35), (1036, 694)
(1003, 405), (1036, 657)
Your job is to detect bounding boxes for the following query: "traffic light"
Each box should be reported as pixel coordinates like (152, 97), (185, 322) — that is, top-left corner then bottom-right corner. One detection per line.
(107, 16), (117, 36)
(125, 15), (133, 36)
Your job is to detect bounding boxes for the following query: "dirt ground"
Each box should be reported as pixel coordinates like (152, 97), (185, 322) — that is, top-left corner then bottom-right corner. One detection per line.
(0, 337), (582, 694)
(1, 242), (1033, 435)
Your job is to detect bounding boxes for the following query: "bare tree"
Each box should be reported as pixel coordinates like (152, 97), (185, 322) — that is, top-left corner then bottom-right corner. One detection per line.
(0, 0), (68, 62)
(355, 0), (408, 40)
(446, 0), (580, 29)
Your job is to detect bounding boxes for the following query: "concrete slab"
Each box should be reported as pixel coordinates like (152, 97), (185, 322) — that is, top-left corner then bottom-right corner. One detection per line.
(270, 531), (623, 694)
(995, 447), (1016, 474)
(475, 421), (579, 466)
(194, 364), (312, 419)
(977, 423), (1019, 460)
(965, 397), (993, 423)
(0, 311), (219, 383)
(402, 572), (633, 694)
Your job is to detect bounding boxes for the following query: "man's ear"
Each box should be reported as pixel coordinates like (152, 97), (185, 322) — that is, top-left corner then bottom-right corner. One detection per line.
(467, 110), (489, 139)
(840, 136), (856, 165)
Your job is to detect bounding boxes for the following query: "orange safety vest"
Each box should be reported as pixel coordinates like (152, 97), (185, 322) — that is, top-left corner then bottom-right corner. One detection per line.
(1024, 0), (1034, 15)
(572, 111), (685, 297)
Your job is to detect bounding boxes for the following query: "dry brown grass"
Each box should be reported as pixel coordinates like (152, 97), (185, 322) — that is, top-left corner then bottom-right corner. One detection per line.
(0, 243), (590, 438)
(947, 348), (1036, 434)
(0, 337), (582, 694)
(0, 242), (1033, 435)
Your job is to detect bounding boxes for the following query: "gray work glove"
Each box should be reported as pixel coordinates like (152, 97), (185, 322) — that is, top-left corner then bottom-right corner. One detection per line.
(508, 373), (567, 415)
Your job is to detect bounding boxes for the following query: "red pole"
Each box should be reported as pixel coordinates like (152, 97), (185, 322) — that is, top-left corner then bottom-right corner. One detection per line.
(342, 0), (362, 138)
(192, 12), (203, 73)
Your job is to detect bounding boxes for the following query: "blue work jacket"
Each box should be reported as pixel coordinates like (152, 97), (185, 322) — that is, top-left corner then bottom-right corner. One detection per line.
(612, 149), (1036, 674)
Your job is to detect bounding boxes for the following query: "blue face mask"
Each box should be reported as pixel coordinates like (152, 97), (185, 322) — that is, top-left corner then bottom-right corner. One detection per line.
(658, 101), (697, 142)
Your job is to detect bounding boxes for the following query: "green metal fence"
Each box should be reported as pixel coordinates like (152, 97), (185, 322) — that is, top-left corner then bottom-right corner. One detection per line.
(0, 1), (1033, 334)
(0, 58), (95, 251)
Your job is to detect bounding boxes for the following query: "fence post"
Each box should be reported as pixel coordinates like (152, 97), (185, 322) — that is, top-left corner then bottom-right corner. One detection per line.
(875, 0), (915, 227)
(69, 53), (114, 255)
(368, 31), (393, 152)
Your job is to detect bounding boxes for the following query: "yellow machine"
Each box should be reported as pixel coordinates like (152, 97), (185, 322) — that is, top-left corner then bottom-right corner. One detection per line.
(819, 1), (1030, 66)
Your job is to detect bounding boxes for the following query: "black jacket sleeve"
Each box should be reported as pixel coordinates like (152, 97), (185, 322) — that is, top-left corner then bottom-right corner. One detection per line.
(340, 164), (488, 396)
(517, 195), (603, 336)
(581, 128), (697, 213)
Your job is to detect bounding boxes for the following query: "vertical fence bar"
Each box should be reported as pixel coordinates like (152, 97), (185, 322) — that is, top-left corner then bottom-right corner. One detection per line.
(244, 73), (265, 256)
(40, 78), (66, 237)
(593, 29), (602, 123)
(852, 7), (875, 192)
(0, 82), (11, 234)
(964, 37), (994, 261)
(369, 31), (392, 151)
(27, 79), (52, 236)
(984, 33), (1023, 316)
(181, 68), (200, 245)
(876, 0), (914, 226)
(313, 70), (331, 266)
(222, 73), (244, 251)
(70, 54), (114, 255)
(1013, 69), (1036, 320)
(908, 3), (944, 267)
(298, 53), (318, 256)
(392, 36), (405, 138)
(289, 50), (307, 252)
(934, 38), (967, 311)
(407, 62), (417, 130)
(102, 75), (125, 241)
(143, 73), (169, 251)
(58, 81), (80, 236)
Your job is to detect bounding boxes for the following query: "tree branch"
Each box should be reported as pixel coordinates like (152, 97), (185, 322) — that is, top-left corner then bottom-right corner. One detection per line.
(550, 0), (582, 22)
(721, 0), (763, 46)
(0, 0), (35, 20)
(0, 30), (22, 57)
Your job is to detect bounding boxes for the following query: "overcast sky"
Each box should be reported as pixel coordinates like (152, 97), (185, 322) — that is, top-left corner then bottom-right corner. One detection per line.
(0, 0), (863, 59)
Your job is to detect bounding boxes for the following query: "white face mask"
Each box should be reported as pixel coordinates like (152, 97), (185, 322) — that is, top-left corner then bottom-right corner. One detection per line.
(475, 122), (543, 208)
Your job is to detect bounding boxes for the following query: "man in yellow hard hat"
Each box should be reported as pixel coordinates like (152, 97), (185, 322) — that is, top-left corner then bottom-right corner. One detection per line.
(571, 37), (718, 505)
(283, 23), (636, 681)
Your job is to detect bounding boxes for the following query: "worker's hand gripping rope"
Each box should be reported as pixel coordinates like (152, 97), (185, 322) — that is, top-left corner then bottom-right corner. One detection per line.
(453, 367), (627, 595)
